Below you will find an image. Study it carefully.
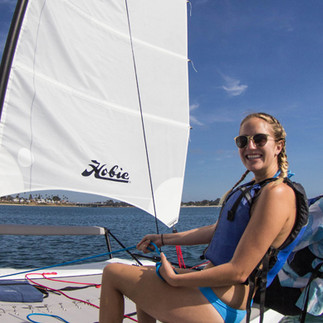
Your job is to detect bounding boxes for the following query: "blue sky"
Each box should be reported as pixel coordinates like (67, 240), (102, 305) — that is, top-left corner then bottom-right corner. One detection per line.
(0, 0), (322, 202)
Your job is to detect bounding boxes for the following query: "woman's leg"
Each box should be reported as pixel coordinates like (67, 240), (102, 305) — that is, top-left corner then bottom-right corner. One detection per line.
(99, 262), (224, 323)
(136, 307), (156, 323)
(99, 264), (125, 323)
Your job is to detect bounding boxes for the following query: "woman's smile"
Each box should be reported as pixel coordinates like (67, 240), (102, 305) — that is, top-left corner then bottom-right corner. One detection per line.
(238, 117), (282, 182)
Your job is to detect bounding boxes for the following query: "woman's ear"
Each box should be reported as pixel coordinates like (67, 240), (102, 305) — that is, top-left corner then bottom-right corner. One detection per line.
(275, 139), (284, 156)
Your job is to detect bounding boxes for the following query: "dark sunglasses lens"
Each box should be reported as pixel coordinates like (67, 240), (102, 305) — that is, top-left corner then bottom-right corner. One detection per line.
(253, 134), (268, 146)
(235, 136), (248, 148)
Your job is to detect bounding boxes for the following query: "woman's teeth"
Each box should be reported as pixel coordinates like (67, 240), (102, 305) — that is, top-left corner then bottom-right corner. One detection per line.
(246, 154), (261, 160)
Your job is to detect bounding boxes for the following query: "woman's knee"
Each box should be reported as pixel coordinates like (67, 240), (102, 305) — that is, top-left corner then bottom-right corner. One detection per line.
(102, 263), (125, 284)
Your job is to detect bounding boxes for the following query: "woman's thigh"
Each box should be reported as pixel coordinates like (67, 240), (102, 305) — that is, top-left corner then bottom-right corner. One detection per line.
(102, 263), (224, 323)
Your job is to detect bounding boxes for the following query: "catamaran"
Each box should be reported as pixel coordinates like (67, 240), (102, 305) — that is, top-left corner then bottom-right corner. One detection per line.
(0, 1), (284, 322)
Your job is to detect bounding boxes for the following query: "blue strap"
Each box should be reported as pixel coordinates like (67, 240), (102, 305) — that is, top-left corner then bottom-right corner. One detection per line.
(147, 242), (165, 281)
(156, 262), (166, 282)
(147, 242), (161, 255)
(148, 242), (178, 282)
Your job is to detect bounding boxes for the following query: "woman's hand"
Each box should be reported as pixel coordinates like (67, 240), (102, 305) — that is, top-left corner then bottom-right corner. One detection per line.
(136, 234), (163, 253)
(159, 252), (178, 286)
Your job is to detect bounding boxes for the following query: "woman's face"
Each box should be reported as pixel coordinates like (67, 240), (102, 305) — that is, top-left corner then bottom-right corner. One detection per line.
(238, 117), (283, 182)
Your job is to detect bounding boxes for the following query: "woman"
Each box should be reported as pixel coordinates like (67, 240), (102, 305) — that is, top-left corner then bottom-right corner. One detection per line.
(99, 112), (306, 323)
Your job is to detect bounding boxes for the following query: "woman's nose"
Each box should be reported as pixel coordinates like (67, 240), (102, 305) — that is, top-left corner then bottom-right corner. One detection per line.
(247, 138), (257, 149)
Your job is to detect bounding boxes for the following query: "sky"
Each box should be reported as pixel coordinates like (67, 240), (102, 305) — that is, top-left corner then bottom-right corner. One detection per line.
(0, 0), (322, 203)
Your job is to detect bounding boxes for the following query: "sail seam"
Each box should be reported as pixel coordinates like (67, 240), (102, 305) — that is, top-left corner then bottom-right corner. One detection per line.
(63, 0), (187, 61)
(13, 63), (189, 129)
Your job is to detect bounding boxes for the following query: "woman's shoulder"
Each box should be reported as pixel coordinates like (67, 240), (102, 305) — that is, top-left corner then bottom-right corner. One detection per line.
(261, 179), (296, 202)
(253, 180), (297, 219)
(253, 180), (297, 248)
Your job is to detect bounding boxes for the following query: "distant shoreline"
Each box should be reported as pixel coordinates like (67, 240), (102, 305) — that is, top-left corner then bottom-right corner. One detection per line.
(0, 202), (220, 208)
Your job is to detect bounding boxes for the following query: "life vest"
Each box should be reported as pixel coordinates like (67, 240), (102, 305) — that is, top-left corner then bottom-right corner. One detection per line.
(204, 178), (276, 266)
(204, 177), (309, 323)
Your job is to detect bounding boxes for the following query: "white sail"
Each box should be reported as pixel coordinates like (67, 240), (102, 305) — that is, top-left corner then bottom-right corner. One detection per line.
(0, 0), (190, 227)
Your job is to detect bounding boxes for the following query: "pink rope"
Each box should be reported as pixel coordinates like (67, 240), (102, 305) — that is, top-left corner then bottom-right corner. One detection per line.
(25, 272), (100, 309)
(175, 245), (186, 268)
(25, 272), (138, 322)
(190, 261), (210, 270)
(40, 272), (100, 288)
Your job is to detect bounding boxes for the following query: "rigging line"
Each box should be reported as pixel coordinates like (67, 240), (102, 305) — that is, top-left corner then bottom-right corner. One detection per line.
(107, 230), (143, 266)
(124, 0), (160, 235)
(0, 245), (137, 279)
(26, 273), (139, 322)
(26, 273), (99, 309)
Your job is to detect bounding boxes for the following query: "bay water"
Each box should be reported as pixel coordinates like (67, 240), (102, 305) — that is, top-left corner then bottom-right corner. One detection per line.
(0, 205), (220, 269)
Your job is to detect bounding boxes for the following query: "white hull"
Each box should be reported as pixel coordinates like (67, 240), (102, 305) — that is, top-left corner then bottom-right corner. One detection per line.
(0, 259), (283, 323)
(0, 258), (151, 323)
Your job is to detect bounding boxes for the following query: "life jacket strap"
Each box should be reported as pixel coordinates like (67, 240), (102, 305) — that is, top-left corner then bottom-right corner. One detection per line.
(227, 178), (276, 222)
(246, 247), (274, 323)
(227, 186), (253, 221)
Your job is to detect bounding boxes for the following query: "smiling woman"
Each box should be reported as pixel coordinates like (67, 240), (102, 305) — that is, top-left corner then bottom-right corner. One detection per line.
(236, 113), (287, 184)
(99, 112), (308, 323)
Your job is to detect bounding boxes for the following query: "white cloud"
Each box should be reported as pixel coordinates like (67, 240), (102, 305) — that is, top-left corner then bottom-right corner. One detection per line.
(221, 75), (248, 97)
(190, 115), (204, 126)
(189, 103), (204, 126)
(190, 103), (199, 112)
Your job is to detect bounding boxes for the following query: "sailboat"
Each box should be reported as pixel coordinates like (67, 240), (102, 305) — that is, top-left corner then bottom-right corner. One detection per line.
(0, 0), (189, 321)
(0, 1), (284, 322)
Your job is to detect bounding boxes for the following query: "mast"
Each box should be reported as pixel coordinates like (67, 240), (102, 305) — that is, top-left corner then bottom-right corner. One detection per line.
(0, 0), (29, 118)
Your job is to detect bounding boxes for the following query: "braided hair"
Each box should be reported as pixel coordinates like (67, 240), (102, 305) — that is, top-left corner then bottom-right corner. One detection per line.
(220, 112), (288, 205)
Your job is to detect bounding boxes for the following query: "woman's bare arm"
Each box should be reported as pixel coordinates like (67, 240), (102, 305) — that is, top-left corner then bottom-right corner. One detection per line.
(159, 182), (297, 288)
(137, 223), (217, 252)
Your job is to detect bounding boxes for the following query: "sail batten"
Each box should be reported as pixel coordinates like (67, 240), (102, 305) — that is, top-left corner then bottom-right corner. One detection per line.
(0, 0), (190, 227)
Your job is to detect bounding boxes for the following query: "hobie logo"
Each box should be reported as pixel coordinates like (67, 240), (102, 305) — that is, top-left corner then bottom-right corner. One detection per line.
(82, 160), (130, 183)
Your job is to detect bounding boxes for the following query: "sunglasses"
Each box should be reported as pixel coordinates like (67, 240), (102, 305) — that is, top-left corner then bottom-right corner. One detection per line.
(234, 133), (273, 149)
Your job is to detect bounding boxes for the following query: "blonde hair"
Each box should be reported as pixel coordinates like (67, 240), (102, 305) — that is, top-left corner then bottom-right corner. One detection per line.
(220, 112), (288, 205)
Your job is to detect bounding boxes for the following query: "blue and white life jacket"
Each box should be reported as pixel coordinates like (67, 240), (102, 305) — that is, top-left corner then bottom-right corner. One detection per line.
(204, 177), (309, 323)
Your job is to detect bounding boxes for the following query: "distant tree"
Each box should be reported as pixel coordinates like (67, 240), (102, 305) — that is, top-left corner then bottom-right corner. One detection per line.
(104, 200), (115, 206)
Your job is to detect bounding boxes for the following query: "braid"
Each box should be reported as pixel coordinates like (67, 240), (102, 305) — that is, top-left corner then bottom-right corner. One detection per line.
(278, 145), (288, 178)
(240, 112), (288, 178)
(232, 169), (250, 191)
(220, 170), (250, 205)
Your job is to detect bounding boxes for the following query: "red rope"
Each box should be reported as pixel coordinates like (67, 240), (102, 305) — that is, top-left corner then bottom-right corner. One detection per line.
(190, 260), (210, 270)
(25, 272), (138, 322)
(25, 272), (100, 309)
(175, 245), (186, 268)
(39, 272), (101, 288)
